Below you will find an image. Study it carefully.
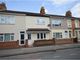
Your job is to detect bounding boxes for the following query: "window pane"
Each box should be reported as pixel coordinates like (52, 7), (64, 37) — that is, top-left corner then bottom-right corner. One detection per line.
(37, 33), (39, 39)
(53, 33), (56, 38)
(41, 33), (43, 39)
(56, 33), (59, 38)
(28, 33), (31, 40)
(44, 33), (46, 38)
(52, 20), (61, 26)
(1, 18), (5, 24)
(11, 35), (14, 40)
(4, 34), (10, 41)
(67, 20), (71, 27)
(0, 34), (3, 41)
(21, 34), (24, 39)
(11, 33), (14, 40)
(20, 31), (25, 33)
(0, 15), (15, 24)
(53, 32), (62, 38)
(36, 19), (45, 25)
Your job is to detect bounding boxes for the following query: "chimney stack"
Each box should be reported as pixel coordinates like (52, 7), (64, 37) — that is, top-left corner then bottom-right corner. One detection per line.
(0, 2), (7, 11)
(65, 10), (72, 17)
(40, 6), (45, 15)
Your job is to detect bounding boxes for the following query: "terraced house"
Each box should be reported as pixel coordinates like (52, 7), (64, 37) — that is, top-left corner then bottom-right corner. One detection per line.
(0, 3), (79, 48)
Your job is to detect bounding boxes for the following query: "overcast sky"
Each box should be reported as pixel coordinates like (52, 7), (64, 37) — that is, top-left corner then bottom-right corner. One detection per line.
(0, 0), (80, 17)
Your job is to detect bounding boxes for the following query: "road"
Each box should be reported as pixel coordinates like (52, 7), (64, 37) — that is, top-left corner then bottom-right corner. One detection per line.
(0, 48), (80, 60)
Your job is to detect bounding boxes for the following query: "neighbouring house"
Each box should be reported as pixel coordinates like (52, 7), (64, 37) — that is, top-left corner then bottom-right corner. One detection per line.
(0, 3), (79, 48)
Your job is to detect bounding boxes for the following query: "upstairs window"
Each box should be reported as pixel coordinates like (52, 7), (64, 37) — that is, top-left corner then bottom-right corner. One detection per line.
(0, 15), (15, 24)
(36, 19), (45, 25)
(52, 20), (61, 27)
(67, 20), (71, 27)
(75, 20), (79, 28)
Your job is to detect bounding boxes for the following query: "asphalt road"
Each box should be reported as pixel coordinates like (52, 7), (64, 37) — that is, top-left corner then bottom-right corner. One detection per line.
(0, 48), (80, 60)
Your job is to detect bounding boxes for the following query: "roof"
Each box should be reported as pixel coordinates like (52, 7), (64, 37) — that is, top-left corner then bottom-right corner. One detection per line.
(26, 28), (50, 31)
(0, 10), (80, 19)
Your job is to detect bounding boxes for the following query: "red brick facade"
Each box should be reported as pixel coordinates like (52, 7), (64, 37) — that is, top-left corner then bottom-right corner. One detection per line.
(71, 18), (75, 36)
(0, 2), (7, 11)
(40, 6), (45, 15)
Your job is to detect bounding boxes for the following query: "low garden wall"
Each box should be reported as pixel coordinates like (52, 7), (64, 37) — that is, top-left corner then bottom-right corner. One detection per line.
(0, 40), (28, 49)
(33, 38), (78, 47)
(55, 38), (73, 45)
(33, 39), (55, 47)
(0, 40), (19, 49)
(0, 38), (78, 48)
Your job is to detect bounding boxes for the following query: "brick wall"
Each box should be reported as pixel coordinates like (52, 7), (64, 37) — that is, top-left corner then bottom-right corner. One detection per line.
(0, 38), (78, 48)
(55, 38), (73, 45)
(33, 38), (78, 47)
(71, 37), (78, 43)
(33, 39), (55, 47)
(0, 40), (29, 49)
(0, 40), (19, 49)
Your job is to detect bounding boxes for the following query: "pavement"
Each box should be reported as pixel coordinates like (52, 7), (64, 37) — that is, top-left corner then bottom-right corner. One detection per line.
(0, 43), (80, 57)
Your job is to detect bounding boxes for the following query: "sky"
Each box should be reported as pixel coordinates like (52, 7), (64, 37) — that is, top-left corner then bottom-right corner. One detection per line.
(0, 0), (80, 17)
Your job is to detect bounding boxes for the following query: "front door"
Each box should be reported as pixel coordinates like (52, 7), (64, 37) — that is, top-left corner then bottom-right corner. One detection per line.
(20, 31), (25, 45)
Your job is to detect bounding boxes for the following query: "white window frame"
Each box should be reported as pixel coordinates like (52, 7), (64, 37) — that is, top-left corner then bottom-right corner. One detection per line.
(0, 34), (4, 42)
(10, 33), (14, 40)
(75, 20), (79, 28)
(0, 15), (15, 25)
(67, 20), (72, 27)
(0, 33), (14, 42)
(36, 19), (45, 25)
(53, 32), (62, 39)
(52, 20), (61, 27)
(37, 33), (46, 39)
(27, 33), (31, 40)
